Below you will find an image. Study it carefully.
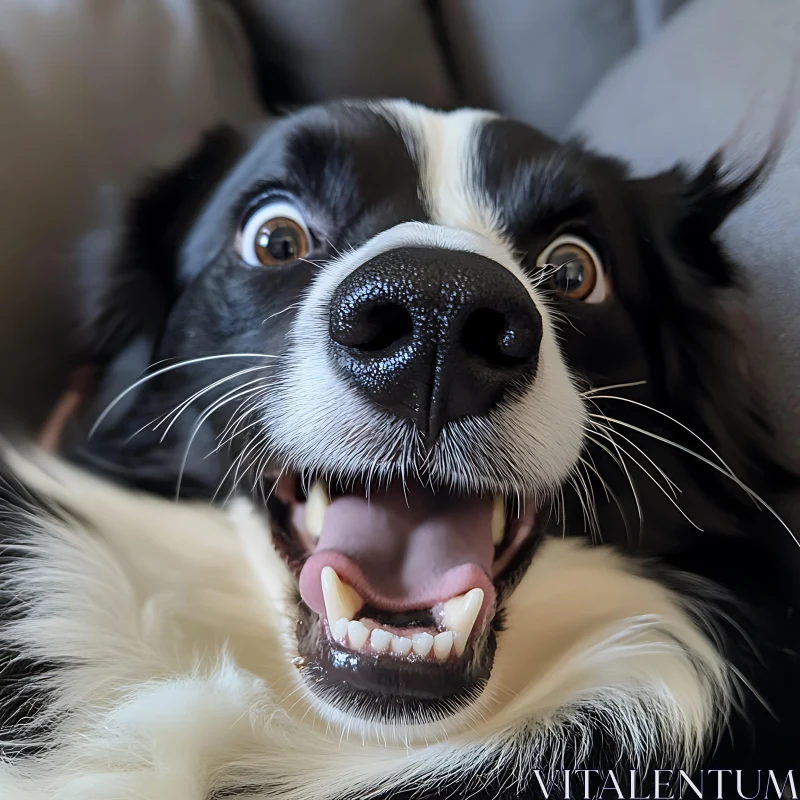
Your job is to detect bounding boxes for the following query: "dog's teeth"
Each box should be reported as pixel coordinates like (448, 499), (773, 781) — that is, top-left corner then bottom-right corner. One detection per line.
(442, 587), (484, 656)
(411, 632), (434, 658)
(433, 631), (454, 661)
(305, 480), (330, 540)
(370, 628), (392, 653)
(391, 635), (413, 656)
(321, 567), (363, 624)
(332, 617), (349, 643)
(491, 494), (505, 546)
(347, 619), (369, 650)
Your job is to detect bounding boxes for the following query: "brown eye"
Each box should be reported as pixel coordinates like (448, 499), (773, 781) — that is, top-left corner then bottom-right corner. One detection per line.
(254, 218), (309, 265)
(239, 199), (311, 267)
(535, 235), (607, 303)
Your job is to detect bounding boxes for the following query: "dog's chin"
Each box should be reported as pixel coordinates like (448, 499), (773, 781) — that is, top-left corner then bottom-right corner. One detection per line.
(265, 469), (544, 729)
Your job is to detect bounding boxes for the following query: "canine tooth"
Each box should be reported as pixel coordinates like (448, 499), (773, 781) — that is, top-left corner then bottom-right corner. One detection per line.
(332, 617), (349, 643)
(434, 631), (454, 661)
(347, 619), (369, 649)
(411, 632), (434, 658)
(305, 480), (330, 540)
(321, 567), (363, 623)
(442, 588), (484, 656)
(370, 628), (392, 653)
(391, 635), (413, 656)
(491, 495), (505, 546)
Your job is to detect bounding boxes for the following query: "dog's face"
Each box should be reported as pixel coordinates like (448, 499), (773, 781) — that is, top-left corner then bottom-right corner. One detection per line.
(78, 100), (779, 746)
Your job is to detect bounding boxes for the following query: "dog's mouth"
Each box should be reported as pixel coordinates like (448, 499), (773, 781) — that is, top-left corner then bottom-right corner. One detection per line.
(268, 472), (541, 724)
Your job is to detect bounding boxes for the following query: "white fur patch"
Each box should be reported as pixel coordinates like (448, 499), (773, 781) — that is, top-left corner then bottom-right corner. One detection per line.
(0, 451), (729, 799)
(375, 101), (504, 246)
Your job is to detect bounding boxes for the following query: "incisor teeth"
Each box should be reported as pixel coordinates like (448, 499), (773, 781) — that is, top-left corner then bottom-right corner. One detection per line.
(491, 494), (505, 546)
(391, 635), (413, 656)
(442, 587), (484, 656)
(332, 617), (349, 643)
(320, 567), (363, 623)
(411, 632), (434, 658)
(370, 629), (392, 653)
(305, 480), (330, 540)
(347, 619), (369, 649)
(434, 631), (454, 661)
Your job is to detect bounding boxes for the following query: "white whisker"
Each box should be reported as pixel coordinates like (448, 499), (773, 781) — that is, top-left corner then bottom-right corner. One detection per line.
(592, 414), (800, 549)
(90, 353), (282, 437)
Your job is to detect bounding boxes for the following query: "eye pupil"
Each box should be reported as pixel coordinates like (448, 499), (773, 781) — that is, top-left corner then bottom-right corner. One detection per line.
(553, 259), (584, 292)
(542, 242), (599, 301)
(253, 216), (308, 266)
(265, 225), (299, 260)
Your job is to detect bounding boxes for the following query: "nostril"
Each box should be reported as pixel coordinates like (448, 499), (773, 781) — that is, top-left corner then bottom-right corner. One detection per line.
(461, 308), (539, 369)
(330, 301), (413, 352)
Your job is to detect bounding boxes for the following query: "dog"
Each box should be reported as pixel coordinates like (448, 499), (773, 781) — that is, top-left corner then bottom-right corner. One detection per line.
(0, 100), (798, 799)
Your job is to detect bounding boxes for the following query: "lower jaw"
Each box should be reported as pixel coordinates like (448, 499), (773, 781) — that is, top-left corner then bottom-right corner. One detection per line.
(295, 608), (497, 724)
(288, 525), (544, 727)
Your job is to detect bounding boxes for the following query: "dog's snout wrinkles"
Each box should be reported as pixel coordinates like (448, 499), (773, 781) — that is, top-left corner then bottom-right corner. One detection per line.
(329, 246), (542, 444)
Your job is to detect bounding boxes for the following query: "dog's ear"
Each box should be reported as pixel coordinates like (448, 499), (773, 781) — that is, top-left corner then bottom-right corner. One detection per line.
(622, 152), (793, 491)
(78, 125), (245, 365)
(64, 127), (245, 496)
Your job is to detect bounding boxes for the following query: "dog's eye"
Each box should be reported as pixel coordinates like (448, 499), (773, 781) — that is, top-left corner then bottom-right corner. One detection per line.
(536, 235), (608, 303)
(239, 199), (311, 267)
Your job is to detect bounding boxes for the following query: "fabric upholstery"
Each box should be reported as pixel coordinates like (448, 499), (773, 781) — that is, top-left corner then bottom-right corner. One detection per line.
(0, 0), (261, 428)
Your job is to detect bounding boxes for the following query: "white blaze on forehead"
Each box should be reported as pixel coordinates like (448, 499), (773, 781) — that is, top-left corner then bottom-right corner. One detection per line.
(374, 101), (505, 247)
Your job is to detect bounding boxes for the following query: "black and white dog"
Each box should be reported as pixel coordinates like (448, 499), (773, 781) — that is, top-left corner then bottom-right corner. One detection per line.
(0, 101), (798, 799)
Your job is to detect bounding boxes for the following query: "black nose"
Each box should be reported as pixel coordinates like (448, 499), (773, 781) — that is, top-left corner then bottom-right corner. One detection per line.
(328, 246), (543, 444)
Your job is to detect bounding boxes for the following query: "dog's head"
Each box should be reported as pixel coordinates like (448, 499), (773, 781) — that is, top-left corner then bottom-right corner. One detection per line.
(73, 100), (789, 745)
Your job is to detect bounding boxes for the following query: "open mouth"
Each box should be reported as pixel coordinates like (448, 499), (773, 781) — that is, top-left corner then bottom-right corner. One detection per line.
(268, 472), (541, 722)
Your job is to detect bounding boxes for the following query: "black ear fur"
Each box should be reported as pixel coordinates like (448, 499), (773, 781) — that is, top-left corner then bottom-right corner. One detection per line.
(78, 125), (245, 365)
(625, 152), (795, 495)
(66, 127), (245, 496)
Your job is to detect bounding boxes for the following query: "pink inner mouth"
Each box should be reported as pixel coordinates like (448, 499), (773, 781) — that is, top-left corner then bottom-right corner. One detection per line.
(298, 484), (498, 619)
(276, 478), (536, 648)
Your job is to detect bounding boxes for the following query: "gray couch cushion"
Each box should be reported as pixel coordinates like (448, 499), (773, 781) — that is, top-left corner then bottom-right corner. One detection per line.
(0, 0), (261, 429)
(235, 0), (455, 109)
(442, 0), (642, 138)
(571, 0), (800, 468)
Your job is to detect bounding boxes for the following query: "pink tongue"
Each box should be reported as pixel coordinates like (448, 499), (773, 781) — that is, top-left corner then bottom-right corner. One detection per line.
(298, 483), (496, 616)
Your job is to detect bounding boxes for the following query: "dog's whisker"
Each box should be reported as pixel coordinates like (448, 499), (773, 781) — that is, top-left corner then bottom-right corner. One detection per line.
(585, 432), (644, 545)
(589, 423), (703, 531)
(590, 417), (681, 498)
(253, 439), (279, 492)
(213, 383), (275, 450)
(123, 409), (173, 445)
(157, 368), (274, 443)
(262, 302), (304, 325)
(576, 459), (602, 543)
(211, 415), (264, 456)
(567, 473), (592, 539)
(581, 447), (609, 503)
(175, 384), (270, 499)
(90, 353), (283, 437)
(593, 414), (800, 549)
(217, 430), (273, 504)
(587, 394), (731, 470)
(579, 455), (632, 544)
(580, 381), (647, 397)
